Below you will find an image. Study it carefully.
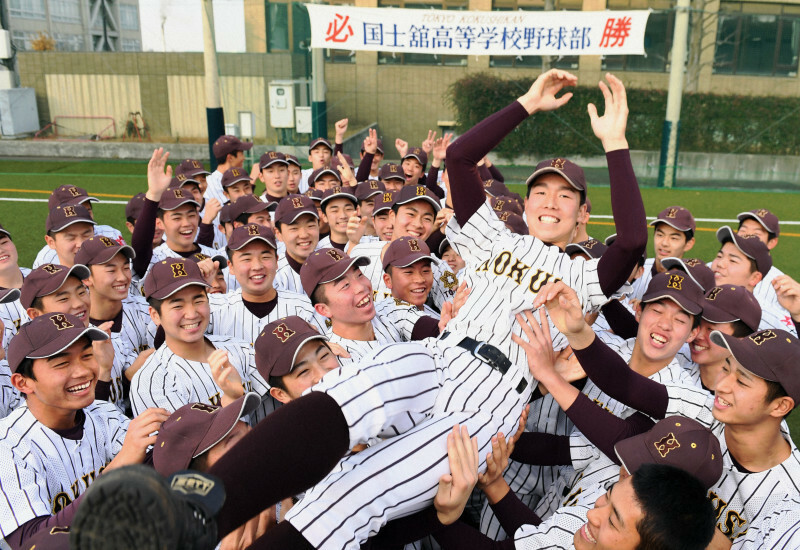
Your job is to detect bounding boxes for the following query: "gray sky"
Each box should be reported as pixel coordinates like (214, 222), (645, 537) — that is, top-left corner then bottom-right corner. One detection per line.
(139, 0), (246, 52)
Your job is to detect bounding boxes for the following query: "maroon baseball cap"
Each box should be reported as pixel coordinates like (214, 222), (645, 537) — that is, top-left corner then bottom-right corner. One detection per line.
(228, 194), (270, 221)
(158, 188), (200, 212)
(320, 186), (358, 210)
(0, 288), (20, 304)
(227, 223), (277, 251)
(379, 163), (405, 182)
(710, 329), (800, 404)
(614, 416), (722, 489)
(75, 236), (135, 266)
(403, 147), (428, 168)
(153, 393), (262, 477)
(305, 188), (324, 203)
(372, 191), (397, 216)
(48, 185), (98, 209)
(361, 138), (384, 154)
(219, 203), (233, 225)
(125, 193), (147, 220)
(20, 264), (91, 309)
(255, 316), (328, 379)
(169, 174), (201, 191)
(525, 158), (587, 196)
(212, 135), (253, 159)
(143, 258), (210, 300)
(483, 179), (512, 199)
(565, 238), (608, 260)
(300, 248), (370, 297)
(649, 206), (696, 233)
(737, 209), (780, 237)
(221, 167), (252, 189)
(46, 204), (95, 233)
(382, 237), (439, 271)
(275, 195), (319, 226)
(309, 137), (333, 153)
(331, 153), (355, 172)
(8, 312), (107, 373)
(176, 159), (211, 178)
(186, 251), (228, 270)
(716, 226), (772, 277)
(394, 185), (441, 213)
(701, 284), (761, 333)
(502, 213), (528, 236)
(0, 223), (10, 239)
(285, 154), (301, 167)
(355, 180), (386, 202)
(259, 151), (289, 170)
(660, 257), (715, 292)
(489, 196), (523, 217)
(585, 197), (592, 214)
(641, 271), (704, 316)
(310, 166), (341, 186)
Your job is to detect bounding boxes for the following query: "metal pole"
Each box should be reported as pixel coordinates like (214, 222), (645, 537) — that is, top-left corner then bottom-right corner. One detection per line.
(202, 0), (225, 169)
(310, 0), (327, 140)
(658, 0), (690, 188)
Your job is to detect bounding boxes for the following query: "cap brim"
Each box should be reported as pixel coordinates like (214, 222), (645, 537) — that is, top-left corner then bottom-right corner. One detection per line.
(194, 392), (262, 459)
(660, 257), (705, 291)
(314, 170), (340, 182)
(642, 293), (702, 316)
(161, 198), (201, 211)
(148, 279), (211, 300)
(289, 334), (329, 373)
(438, 239), (451, 255)
(93, 245), (136, 265)
(716, 225), (759, 263)
(396, 195), (441, 213)
(228, 235), (277, 252)
(648, 219), (691, 232)
(386, 254), (439, 270)
(403, 154), (425, 164)
(279, 210), (319, 225)
(0, 288), (20, 304)
(525, 167), (583, 192)
(614, 437), (645, 477)
(709, 330), (774, 381)
(260, 159), (289, 169)
(701, 301), (741, 324)
(321, 194), (358, 209)
(26, 325), (108, 361)
(319, 256), (371, 286)
(223, 177), (252, 188)
(50, 218), (96, 232)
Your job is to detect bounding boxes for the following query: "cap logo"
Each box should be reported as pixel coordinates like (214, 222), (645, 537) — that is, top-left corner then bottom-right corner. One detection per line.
(231, 168), (241, 177)
(171, 263), (188, 278)
(291, 197), (304, 209)
(177, 174), (187, 182)
(756, 209), (769, 217)
(389, 165), (398, 173)
(173, 189), (184, 198)
(247, 224), (259, 236)
(654, 432), (680, 457)
(50, 313), (74, 331)
(408, 239), (420, 252)
(551, 158), (566, 170)
(192, 161), (202, 168)
(272, 322), (296, 343)
(269, 152), (278, 159)
(42, 264), (62, 275)
(666, 208), (678, 218)
(415, 186), (426, 196)
(170, 473), (215, 497)
(63, 206), (76, 217)
(369, 181), (378, 189)
(584, 239), (598, 249)
(685, 258), (701, 267)
(326, 249), (344, 262)
(383, 192), (392, 203)
(499, 212), (510, 221)
(190, 403), (219, 414)
(494, 200), (504, 211)
(750, 330), (777, 346)
(667, 274), (684, 290)
(706, 287), (723, 301)
(99, 236), (116, 247)
(68, 187), (80, 197)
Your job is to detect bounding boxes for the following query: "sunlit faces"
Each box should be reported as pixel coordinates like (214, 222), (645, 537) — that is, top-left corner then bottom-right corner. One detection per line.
(27, 276), (91, 325)
(383, 261), (433, 308)
(382, 179), (404, 192)
(223, 181), (253, 202)
(209, 270), (227, 294)
(228, 241), (278, 300)
(401, 158), (424, 185)
(287, 165), (302, 194)
(86, 253), (132, 302)
(712, 356), (793, 425)
(574, 478), (643, 550)
(441, 246), (465, 274)
(372, 211), (394, 241)
(149, 285), (210, 346)
(157, 204), (199, 251)
(314, 265), (374, 324)
(525, 174), (585, 250)
(690, 320), (736, 368)
(275, 214), (319, 262)
(314, 175), (340, 192)
(260, 163), (289, 197)
(308, 145), (332, 169)
(237, 212), (272, 231)
(652, 223), (694, 264)
(45, 222), (95, 267)
(635, 299), (698, 365)
(269, 341), (338, 403)
(0, 235), (20, 274)
(392, 202), (436, 240)
(228, 150), (245, 169)
(738, 219), (778, 250)
(321, 198), (356, 242)
(127, 220), (165, 248)
(711, 242), (762, 290)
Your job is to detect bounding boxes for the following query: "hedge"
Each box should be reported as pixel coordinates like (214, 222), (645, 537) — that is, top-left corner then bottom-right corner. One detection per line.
(447, 73), (800, 158)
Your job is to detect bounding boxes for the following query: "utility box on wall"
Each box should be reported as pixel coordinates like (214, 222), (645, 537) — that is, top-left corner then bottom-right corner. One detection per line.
(268, 81), (297, 128)
(0, 88), (39, 137)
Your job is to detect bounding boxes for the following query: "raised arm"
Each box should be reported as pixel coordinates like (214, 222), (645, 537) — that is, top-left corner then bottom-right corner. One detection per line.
(132, 148), (171, 277)
(355, 128), (378, 182)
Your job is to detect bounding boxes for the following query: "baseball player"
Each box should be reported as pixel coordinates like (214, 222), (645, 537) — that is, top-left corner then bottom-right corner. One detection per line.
(352, 180), (386, 240)
(227, 193), (274, 230)
(38, 205), (96, 269)
(124, 192), (164, 251)
(220, 166), (254, 204)
(379, 163), (406, 192)
(175, 158), (211, 194)
(0, 225), (31, 351)
(317, 186), (357, 250)
(258, 151), (290, 203)
(204, 135), (253, 208)
(369, 190), (397, 242)
(273, 195), (321, 294)
(308, 165), (342, 193)
(0, 289), (23, 418)
(299, 137), (334, 193)
(377, 236), (443, 318)
(284, 154), (303, 194)
(0, 312), (168, 548)
(167, 173), (225, 251)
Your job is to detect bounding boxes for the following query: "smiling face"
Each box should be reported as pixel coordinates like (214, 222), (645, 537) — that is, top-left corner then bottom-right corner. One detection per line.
(401, 158), (424, 185)
(383, 178), (404, 192)
(372, 211), (394, 241)
(45, 223), (95, 267)
(157, 204), (199, 252)
(228, 241), (278, 301)
(86, 253), (132, 303)
(525, 174), (585, 250)
(392, 202), (435, 240)
(0, 234), (19, 274)
(260, 163), (289, 197)
(384, 260), (433, 308)
(711, 242), (762, 290)
(314, 265), (374, 324)
(270, 340), (339, 403)
(635, 299), (698, 366)
(690, 320), (736, 369)
(28, 276), (91, 326)
(441, 247), (465, 273)
(321, 198), (356, 242)
(150, 285), (210, 347)
(244, 211), (272, 230)
(652, 223), (694, 264)
(712, 356), (787, 425)
(276, 214), (319, 262)
(738, 218), (778, 250)
(574, 477), (643, 550)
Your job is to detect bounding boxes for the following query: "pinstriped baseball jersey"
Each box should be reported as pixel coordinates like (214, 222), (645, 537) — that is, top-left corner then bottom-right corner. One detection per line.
(119, 295), (152, 354)
(206, 288), (324, 344)
(0, 281), (30, 352)
(273, 256), (304, 294)
(733, 495), (800, 549)
(373, 297), (436, 333)
(326, 311), (412, 365)
(222, 266), (240, 293)
(32, 225), (124, 268)
(628, 258), (655, 301)
(664, 384), (800, 541)
(756, 292), (797, 336)
(0, 401), (128, 537)
(103, 334), (134, 413)
(203, 171), (226, 210)
(513, 504), (590, 549)
(0, 360), (21, 419)
(130, 334), (274, 423)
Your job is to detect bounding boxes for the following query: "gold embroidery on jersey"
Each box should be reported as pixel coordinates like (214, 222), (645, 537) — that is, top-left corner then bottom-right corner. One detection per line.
(563, 486), (583, 507)
(439, 271), (458, 291)
(475, 251), (560, 295)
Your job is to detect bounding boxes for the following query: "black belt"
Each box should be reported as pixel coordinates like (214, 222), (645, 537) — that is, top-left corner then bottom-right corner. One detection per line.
(441, 332), (527, 394)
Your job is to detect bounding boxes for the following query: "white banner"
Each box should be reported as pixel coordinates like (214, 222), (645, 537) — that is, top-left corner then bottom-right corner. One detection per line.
(306, 5), (650, 56)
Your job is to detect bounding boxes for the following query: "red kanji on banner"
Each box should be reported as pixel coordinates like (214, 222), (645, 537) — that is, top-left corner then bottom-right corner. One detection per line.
(325, 13), (355, 43)
(599, 17), (631, 47)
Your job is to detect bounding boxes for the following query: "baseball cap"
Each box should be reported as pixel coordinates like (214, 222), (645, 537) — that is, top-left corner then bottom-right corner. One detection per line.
(212, 135), (253, 159)
(320, 186), (358, 210)
(186, 251), (228, 270)
(403, 147), (428, 168)
(158, 188), (200, 212)
(219, 203), (233, 225)
(275, 195), (319, 226)
(221, 167), (252, 189)
(710, 329), (800, 404)
(305, 188), (324, 203)
(483, 179), (512, 199)
(285, 154), (302, 168)
(716, 226), (772, 277)
(255, 316), (328, 379)
(355, 180), (386, 202)
(614, 416), (722, 489)
(489, 196), (523, 217)
(660, 257), (715, 292)
(379, 163), (405, 182)
(153, 393), (262, 477)
(20, 264), (91, 309)
(175, 159), (211, 178)
(48, 185), (98, 209)
(701, 285), (761, 333)
(502, 213), (528, 236)
(394, 185), (441, 213)
(372, 191), (397, 216)
(309, 137), (333, 153)
(228, 194), (270, 221)
(331, 153), (355, 172)
(45, 204), (95, 233)
(259, 151), (289, 170)
(8, 312), (107, 373)
(382, 236), (439, 271)
(75, 236), (135, 266)
(125, 193), (147, 220)
(227, 223), (277, 251)
(565, 238), (608, 260)
(641, 271), (704, 316)
(169, 174), (201, 190)
(0, 223), (9, 239)
(0, 288), (20, 304)
(525, 158), (587, 196)
(649, 206), (696, 233)
(300, 248), (370, 297)
(737, 209), (780, 237)
(585, 197), (592, 214)
(361, 138), (384, 154)
(310, 166), (341, 186)
(143, 258), (210, 300)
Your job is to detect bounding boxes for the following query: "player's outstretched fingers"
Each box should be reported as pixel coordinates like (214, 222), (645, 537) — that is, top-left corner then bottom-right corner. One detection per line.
(508, 405), (529, 454)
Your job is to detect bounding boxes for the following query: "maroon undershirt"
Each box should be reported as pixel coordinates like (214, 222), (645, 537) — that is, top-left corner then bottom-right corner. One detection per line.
(357, 153), (374, 183)
(242, 294), (278, 319)
(488, 164), (505, 183)
(265, 193), (284, 204)
(600, 299), (639, 339)
(424, 166), (445, 199)
(197, 222), (215, 247)
(286, 254), (304, 274)
(131, 198), (159, 277)
(328, 239), (347, 251)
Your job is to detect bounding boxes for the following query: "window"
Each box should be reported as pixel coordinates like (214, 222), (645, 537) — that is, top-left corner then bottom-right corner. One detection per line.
(54, 33), (84, 50)
(264, 1), (312, 54)
(714, 6), (800, 77)
(49, 0), (81, 23)
(119, 4), (139, 30)
(11, 31), (39, 50)
(9, 0), (46, 19)
(268, 2), (290, 50)
(121, 38), (141, 51)
(602, 9), (673, 72)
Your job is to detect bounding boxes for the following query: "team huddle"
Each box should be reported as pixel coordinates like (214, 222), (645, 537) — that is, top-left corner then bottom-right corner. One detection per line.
(0, 69), (798, 550)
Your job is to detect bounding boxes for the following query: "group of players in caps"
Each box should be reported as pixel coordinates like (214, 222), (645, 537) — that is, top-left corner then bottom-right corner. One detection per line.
(0, 69), (799, 550)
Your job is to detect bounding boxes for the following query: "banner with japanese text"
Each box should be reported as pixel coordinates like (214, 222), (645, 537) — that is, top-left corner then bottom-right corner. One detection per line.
(306, 4), (650, 56)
